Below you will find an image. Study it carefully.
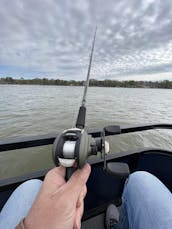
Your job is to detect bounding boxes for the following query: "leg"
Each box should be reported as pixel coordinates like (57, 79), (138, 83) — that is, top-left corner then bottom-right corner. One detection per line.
(0, 179), (42, 229)
(118, 171), (172, 229)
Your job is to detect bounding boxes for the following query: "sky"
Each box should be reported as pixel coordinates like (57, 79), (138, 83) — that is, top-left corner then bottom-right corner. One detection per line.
(0, 0), (172, 81)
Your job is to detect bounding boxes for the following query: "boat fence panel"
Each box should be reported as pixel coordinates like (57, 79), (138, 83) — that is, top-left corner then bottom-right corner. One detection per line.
(1, 124), (172, 152)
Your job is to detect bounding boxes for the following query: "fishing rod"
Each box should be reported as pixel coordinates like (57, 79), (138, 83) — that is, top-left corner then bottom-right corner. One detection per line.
(76, 26), (97, 129)
(52, 28), (102, 180)
(52, 28), (129, 181)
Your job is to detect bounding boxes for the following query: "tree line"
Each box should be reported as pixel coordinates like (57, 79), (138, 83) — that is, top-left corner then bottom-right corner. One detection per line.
(0, 77), (172, 89)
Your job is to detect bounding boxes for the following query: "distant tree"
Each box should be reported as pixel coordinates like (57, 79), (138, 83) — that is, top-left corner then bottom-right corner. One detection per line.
(0, 77), (172, 88)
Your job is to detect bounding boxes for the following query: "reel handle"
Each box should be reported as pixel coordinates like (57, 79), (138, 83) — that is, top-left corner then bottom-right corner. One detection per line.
(65, 167), (77, 181)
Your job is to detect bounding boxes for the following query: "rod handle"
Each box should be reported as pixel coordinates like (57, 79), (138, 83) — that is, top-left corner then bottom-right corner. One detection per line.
(65, 167), (77, 181)
(76, 106), (86, 129)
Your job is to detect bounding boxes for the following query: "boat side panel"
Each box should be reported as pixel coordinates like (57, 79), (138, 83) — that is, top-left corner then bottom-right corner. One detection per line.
(137, 151), (172, 192)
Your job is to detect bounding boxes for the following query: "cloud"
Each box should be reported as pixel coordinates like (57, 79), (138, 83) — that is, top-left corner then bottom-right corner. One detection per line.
(0, 0), (172, 80)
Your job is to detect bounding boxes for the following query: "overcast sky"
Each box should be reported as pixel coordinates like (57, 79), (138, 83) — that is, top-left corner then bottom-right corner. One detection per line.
(0, 0), (172, 81)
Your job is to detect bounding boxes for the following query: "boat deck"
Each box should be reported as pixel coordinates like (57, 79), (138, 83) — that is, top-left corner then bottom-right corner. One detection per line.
(82, 213), (105, 229)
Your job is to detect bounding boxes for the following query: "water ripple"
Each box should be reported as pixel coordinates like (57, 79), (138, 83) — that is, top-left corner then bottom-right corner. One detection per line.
(0, 85), (172, 178)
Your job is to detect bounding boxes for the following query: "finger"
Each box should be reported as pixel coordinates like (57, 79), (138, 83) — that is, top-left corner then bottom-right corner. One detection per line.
(43, 166), (66, 194)
(65, 163), (91, 201)
(74, 201), (84, 229)
(51, 166), (66, 178)
(76, 185), (87, 208)
(45, 166), (66, 181)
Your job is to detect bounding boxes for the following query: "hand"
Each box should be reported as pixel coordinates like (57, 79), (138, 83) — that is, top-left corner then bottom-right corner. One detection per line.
(24, 163), (91, 229)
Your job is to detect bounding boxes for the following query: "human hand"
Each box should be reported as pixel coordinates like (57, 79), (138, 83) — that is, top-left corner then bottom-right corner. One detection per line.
(24, 163), (91, 229)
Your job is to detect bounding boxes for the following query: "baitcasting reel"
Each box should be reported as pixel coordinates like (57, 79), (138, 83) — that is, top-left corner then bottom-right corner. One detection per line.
(52, 127), (110, 180)
(52, 126), (130, 181)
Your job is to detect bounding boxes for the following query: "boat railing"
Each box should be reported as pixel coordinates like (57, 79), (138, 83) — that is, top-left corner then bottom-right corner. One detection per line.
(0, 123), (172, 152)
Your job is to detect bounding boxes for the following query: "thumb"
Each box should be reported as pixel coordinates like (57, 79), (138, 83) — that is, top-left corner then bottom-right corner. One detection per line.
(65, 163), (91, 200)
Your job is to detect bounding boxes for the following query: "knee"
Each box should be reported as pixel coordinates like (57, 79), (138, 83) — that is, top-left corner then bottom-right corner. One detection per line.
(4, 179), (43, 212)
(127, 171), (155, 188)
(123, 171), (158, 202)
(15, 179), (42, 195)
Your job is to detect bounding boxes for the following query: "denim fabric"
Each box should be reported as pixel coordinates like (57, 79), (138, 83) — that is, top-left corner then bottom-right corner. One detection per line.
(0, 179), (42, 229)
(116, 171), (172, 229)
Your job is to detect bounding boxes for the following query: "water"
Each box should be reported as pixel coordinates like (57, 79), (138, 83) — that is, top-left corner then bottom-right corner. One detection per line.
(1, 85), (172, 179)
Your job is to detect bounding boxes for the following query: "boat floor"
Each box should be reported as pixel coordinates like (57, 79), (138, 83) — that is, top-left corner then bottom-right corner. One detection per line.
(82, 213), (105, 229)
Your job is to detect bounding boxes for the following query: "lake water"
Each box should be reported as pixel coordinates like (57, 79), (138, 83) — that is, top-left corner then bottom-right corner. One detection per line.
(1, 85), (172, 179)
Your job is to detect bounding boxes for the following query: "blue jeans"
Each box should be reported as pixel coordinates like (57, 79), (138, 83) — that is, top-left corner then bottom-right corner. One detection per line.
(0, 172), (172, 229)
(0, 179), (42, 229)
(117, 171), (172, 229)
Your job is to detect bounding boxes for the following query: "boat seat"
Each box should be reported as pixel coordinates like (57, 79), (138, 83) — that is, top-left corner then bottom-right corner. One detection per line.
(136, 150), (172, 192)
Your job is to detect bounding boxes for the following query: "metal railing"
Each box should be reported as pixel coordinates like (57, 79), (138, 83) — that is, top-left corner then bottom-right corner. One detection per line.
(1, 123), (172, 152)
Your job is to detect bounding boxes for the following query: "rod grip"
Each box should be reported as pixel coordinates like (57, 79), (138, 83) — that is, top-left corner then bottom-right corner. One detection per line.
(76, 106), (86, 129)
(65, 167), (77, 181)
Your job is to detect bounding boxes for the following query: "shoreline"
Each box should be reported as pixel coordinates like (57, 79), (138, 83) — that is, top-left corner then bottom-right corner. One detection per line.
(0, 78), (172, 89)
(0, 83), (171, 89)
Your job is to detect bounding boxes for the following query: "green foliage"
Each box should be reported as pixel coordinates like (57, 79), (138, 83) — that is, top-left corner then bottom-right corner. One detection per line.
(0, 77), (172, 89)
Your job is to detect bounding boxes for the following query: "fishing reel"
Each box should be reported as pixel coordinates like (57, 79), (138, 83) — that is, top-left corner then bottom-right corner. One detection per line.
(52, 126), (129, 180)
(52, 127), (99, 179)
(53, 128), (90, 168)
(52, 127), (110, 180)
